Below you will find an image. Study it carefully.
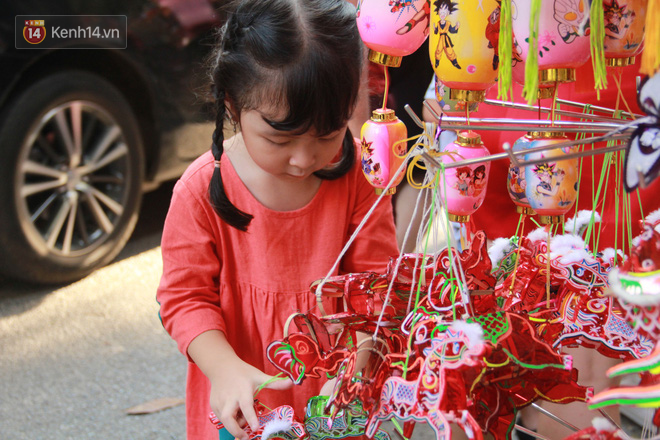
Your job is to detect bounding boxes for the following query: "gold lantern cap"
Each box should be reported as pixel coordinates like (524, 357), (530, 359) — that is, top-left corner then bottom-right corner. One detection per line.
(516, 206), (536, 215)
(456, 130), (482, 146)
(606, 56), (635, 67)
(371, 108), (397, 122)
(539, 68), (575, 85)
(449, 88), (486, 103)
(526, 131), (566, 139)
(375, 187), (397, 196)
(448, 213), (470, 223)
(538, 215), (563, 225)
(368, 50), (402, 68)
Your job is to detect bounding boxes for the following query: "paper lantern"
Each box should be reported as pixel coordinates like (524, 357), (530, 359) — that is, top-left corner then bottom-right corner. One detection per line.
(523, 132), (579, 225)
(506, 133), (536, 215)
(429, 0), (500, 103)
(356, 0), (430, 67)
(512, 0), (592, 86)
(603, 0), (647, 67)
(439, 131), (491, 222)
(360, 109), (408, 195)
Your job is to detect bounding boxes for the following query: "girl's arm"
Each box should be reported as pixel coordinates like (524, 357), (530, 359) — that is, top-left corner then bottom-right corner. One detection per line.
(187, 329), (292, 440)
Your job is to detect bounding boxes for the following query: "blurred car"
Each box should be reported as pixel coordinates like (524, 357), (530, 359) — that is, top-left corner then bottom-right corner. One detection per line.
(0, 0), (222, 284)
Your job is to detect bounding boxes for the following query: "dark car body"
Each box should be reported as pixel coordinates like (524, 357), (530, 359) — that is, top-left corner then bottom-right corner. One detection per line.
(0, 0), (223, 283)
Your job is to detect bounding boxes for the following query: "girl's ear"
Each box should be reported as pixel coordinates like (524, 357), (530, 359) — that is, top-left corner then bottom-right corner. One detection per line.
(224, 99), (238, 125)
(224, 99), (240, 133)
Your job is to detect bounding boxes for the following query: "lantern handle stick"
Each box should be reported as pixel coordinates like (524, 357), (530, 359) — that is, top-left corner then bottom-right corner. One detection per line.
(530, 402), (580, 432)
(502, 142), (520, 167)
(513, 425), (552, 440)
(637, 166), (648, 189)
(484, 99), (633, 123)
(404, 104), (426, 129)
(556, 97), (643, 119)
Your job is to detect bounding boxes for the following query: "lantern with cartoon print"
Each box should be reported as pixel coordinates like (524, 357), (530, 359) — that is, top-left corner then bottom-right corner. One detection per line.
(523, 132), (579, 225)
(511, 0), (592, 87)
(439, 131), (491, 222)
(360, 109), (408, 195)
(506, 133), (536, 215)
(356, 0), (430, 67)
(429, 0), (501, 103)
(603, 0), (647, 67)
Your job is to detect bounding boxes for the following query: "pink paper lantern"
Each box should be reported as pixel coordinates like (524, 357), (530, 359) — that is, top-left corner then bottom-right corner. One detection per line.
(356, 0), (430, 67)
(360, 108), (408, 195)
(512, 0), (592, 86)
(439, 131), (491, 223)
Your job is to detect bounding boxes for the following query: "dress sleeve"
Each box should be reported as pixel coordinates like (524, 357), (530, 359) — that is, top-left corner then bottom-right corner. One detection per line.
(156, 179), (226, 361)
(340, 151), (399, 274)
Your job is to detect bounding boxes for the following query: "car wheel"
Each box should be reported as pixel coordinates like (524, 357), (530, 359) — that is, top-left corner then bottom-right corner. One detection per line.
(0, 70), (144, 284)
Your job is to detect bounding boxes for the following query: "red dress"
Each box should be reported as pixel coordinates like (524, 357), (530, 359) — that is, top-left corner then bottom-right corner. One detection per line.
(157, 146), (398, 439)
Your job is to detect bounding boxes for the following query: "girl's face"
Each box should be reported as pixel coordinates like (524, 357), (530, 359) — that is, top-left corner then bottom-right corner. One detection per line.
(239, 105), (346, 181)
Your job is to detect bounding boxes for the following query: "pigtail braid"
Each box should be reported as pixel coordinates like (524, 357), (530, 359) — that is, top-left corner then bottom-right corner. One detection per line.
(208, 66), (253, 232)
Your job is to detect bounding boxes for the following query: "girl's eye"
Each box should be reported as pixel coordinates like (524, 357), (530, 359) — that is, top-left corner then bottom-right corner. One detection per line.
(267, 138), (290, 146)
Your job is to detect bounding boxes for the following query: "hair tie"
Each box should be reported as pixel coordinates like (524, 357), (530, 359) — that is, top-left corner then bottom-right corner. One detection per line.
(214, 160), (221, 168)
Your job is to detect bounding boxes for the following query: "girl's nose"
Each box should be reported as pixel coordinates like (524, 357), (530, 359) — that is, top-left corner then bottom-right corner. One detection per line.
(289, 146), (315, 169)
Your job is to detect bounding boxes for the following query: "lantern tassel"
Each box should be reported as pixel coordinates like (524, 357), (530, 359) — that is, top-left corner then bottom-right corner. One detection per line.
(641, 0), (660, 75)
(522, 0), (542, 105)
(590, 0), (608, 92)
(498, 0), (514, 100)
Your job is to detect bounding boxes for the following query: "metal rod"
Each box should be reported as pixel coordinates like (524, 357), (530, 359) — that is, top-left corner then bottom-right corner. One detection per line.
(416, 133), (627, 170)
(404, 104), (425, 129)
(502, 142), (520, 166)
(484, 99), (631, 123)
(597, 409), (623, 432)
(423, 100), (442, 124)
(531, 402), (580, 432)
(556, 98), (643, 118)
(437, 115), (623, 132)
(517, 142), (626, 167)
(514, 424), (552, 440)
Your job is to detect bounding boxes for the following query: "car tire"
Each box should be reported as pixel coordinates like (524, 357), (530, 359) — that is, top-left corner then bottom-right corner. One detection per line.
(0, 70), (144, 285)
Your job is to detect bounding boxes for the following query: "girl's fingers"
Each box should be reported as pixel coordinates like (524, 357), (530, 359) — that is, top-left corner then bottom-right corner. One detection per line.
(219, 414), (248, 440)
(239, 396), (260, 432)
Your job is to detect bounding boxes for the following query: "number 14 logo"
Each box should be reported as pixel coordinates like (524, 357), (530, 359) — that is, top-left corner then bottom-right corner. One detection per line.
(23, 20), (46, 44)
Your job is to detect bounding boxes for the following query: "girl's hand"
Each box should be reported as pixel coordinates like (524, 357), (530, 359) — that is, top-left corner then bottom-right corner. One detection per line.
(187, 330), (292, 440)
(208, 359), (292, 440)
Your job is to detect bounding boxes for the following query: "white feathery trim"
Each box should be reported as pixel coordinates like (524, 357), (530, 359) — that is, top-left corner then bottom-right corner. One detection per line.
(645, 208), (660, 228)
(550, 234), (596, 264)
(261, 419), (293, 440)
(488, 237), (515, 267)
(527, 227), (548, 243)
(450, 320), (485, 348)
(591, 416), (615, 432)
(565, 210), (601, 236)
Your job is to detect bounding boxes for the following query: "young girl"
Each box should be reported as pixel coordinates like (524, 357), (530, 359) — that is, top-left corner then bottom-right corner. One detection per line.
(156, 1), (399, 439)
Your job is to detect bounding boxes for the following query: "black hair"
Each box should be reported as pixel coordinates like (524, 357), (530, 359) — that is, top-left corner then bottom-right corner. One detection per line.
(433, 0), (459, 14)
(208, 0), (363, 231)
